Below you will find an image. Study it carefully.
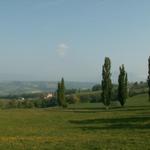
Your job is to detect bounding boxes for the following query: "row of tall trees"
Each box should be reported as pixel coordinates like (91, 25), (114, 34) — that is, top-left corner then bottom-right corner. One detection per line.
(56, 56), (150, 108)
(101, 57), (128, 108)
(57, 78), (67, 108)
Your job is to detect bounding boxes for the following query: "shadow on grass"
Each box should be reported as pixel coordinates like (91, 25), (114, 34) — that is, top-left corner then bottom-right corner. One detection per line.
(66, 105), (150, 113)
(69, 116), (150, 130)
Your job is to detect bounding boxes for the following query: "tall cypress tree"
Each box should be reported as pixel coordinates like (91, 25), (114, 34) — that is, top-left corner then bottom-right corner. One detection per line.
(57, 82), (61, 106)
(118, 65), (128, 106)
(101, 57), (112, 109)
(148, 56), (150, 101)
(57, 78), (67, 107)
(60, 78), (67, 107)
(125, 73), (128, 100)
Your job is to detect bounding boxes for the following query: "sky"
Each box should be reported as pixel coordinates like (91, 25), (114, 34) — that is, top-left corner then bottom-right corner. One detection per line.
(0, 0), (150, 82)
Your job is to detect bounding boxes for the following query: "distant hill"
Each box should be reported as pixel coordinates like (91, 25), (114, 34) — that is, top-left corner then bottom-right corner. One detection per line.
(0, 81), (96, 96)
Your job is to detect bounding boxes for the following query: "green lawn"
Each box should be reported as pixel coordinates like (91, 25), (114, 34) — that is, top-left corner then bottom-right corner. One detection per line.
(0, 94), (150, 150)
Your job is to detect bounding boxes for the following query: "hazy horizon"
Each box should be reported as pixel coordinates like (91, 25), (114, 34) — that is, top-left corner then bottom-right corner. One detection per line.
(0, 0), (150, 82)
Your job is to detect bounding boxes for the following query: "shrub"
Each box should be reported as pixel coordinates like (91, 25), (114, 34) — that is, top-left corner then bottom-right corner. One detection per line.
(66, 95), (80, 104)
(76, 92), (101, 103)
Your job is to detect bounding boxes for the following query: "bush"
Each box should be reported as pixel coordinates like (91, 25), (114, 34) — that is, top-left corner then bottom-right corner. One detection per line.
(92, 84), (101, 91)
(62, 103), (68, 108)
(76, 92), (101, 103)
(66, 95), (80, 104)
(1, 97), (57, 109)
(128, 88), (148, 97)
(7, 100), (18, 108)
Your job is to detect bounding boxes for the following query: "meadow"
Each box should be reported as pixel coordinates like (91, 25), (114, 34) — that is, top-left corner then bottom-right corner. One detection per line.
(0, 94), (149, 150)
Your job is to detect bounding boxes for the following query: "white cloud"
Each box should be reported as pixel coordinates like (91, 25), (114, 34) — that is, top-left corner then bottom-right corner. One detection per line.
(56, 43), (69, 57)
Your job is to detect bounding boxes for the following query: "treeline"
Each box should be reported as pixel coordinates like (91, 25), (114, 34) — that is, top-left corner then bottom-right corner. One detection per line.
(0, 98), (57, 109)
(65, 82), (148, 104)
(0, 93), (44, 100)
(0, 80), (147, 109)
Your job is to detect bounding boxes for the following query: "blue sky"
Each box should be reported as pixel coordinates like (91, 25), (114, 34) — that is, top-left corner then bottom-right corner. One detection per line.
(0, 0), (150, 82)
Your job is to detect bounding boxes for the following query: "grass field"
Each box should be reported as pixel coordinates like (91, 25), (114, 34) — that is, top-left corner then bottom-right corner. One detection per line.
(0, 94), (150, 150)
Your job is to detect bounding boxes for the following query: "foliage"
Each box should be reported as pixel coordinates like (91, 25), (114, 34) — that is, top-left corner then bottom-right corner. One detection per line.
(128, 82), (148, 97)
(75, 91), (101, 103)
(57, 83), (61, 106)
(60, 78), (67, 107)
(118, 65), (128, 106)
(101, 57), (112, 108)
(66, 95), (80, 104)
(65, 89), (77, 95)
(92, 84), (101, 91)
(57, 78), (67, 108)
(0, 98), (57, 109)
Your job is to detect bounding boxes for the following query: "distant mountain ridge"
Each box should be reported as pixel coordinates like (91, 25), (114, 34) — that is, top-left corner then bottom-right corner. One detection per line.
(0, 81), (96, 96)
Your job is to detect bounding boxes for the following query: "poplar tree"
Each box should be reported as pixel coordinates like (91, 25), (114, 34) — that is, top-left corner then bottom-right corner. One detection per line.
(125, 73), (128, 100)
(60, 78), (67, 107)
(148, 56), (150, 101)
(57, 78), (67, 107)
(57, 82), (61, 106)
(101, 57), (112, 109)
(118, 65), (128, 106)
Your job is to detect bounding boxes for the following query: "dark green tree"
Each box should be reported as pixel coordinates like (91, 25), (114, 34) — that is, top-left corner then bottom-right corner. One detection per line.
(118, 65), (128, 106)
(148, 56), (150, 101)
(60, 78), (67, 107)
(57, 82), (61, 106)
(57, 78), (67, 108)
(125, 73), (128, 99)
(101, 57), (112, 109)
